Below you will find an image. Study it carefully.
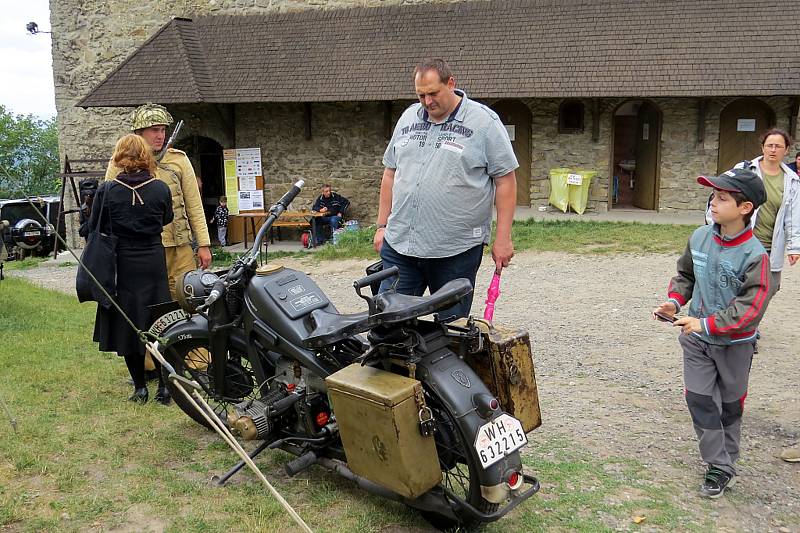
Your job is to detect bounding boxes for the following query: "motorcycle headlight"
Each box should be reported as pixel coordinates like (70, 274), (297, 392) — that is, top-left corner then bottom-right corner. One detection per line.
(177, 269), (220, 313)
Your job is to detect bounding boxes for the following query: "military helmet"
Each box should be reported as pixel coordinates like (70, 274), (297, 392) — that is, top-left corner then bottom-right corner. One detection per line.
(130, 103), (174, 131)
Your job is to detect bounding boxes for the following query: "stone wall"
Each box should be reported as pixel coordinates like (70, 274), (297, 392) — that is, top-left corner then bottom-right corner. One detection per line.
(235, 101), (409, 220)
(49, 0), (438, 245)
(51, 0), (800, 245)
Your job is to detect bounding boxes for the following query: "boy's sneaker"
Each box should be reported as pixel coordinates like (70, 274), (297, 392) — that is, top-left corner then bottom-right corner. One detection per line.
(699, 466), (736, 498)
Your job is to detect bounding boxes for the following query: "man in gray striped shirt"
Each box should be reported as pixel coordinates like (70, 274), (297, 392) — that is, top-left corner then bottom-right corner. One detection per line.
(373, 58), (518, 319)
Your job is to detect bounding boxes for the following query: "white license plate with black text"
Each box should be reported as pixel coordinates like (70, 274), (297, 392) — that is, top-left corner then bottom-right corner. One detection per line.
(474, 414), (527, 469)
(149, 309), (190, 336)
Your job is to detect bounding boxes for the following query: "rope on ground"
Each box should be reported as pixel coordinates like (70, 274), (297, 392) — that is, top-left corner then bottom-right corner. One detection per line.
(13, 196), (313, 531)
(145, 341), (314, 533)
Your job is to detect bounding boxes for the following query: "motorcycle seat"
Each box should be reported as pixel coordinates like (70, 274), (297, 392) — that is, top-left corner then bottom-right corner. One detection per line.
(304, 309), (371, 349)
(302, 278), (472, 349)
(371, 278), (472, 324)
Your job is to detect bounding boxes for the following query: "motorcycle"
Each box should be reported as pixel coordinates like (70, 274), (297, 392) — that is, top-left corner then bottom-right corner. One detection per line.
(152, 180), (540, 530)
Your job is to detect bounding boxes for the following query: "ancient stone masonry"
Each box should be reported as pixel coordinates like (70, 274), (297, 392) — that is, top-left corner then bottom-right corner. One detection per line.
(50, 0), (431, 245)
(51, 0), (800, 246)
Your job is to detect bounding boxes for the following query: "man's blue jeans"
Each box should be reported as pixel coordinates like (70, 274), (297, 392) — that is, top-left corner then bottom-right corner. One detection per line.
(378, 241), (484, 320)
(313, 215), (342, 245)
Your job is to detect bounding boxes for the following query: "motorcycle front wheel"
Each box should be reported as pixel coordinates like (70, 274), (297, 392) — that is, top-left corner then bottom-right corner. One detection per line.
(421, 394), (499, 530)
(161, 338), (258, 429)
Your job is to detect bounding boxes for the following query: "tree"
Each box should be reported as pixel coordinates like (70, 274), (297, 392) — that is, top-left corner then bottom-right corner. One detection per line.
(0, 105), (59, 198)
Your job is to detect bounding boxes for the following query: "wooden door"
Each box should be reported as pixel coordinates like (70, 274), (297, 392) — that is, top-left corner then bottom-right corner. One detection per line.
(634, 102), (661, 210)
(717, 98), (775, 173)
(491, 100), (532, 206)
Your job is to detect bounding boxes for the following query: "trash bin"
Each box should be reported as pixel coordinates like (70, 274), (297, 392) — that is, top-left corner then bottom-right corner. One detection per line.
(568, 170), (597, 215)
(548, 168), (571, 213)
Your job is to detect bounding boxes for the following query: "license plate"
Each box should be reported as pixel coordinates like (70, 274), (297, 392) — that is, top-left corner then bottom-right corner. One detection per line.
(474, 414), (527, 469)
(24, 231), (40, 237)
(149, 309), (190, 336)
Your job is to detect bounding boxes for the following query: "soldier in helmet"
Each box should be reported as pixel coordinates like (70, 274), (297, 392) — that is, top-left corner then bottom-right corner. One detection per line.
(106, 103), (212, 299)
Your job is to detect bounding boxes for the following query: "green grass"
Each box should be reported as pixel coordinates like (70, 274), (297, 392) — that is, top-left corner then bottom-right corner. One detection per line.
(308, 220), (695, 262)
(1, 278), (712, 532)
(3, 256), (47, 270)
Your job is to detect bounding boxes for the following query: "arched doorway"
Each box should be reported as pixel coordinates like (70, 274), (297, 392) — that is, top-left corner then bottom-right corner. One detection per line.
(490, 100), (532, 206)
(717, 98), (775, 173)
(174, 135), (224, 225)
(611, 100), (662, 210)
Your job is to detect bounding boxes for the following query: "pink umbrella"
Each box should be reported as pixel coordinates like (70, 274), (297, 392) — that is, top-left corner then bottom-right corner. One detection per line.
(483, 268), (502, 321)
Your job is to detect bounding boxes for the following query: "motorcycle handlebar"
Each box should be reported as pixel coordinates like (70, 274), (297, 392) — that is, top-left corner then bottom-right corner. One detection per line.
(276, 179), (305, 209)
(353, 265), (399, 291)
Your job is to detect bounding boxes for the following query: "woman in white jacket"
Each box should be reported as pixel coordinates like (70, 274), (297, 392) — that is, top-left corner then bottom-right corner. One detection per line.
(734, 128), (800, 285)
(734, 128), (800, 464)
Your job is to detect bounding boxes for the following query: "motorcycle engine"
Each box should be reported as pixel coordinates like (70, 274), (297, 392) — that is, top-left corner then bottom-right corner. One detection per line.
(228, 358), (331, 441)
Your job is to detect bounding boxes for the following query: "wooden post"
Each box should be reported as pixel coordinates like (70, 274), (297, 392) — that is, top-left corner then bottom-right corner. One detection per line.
(697, 98), (707, 147)
(383, 101), (393, 140)
(591, 99), (600, 143)
(303, 103), (312, 140)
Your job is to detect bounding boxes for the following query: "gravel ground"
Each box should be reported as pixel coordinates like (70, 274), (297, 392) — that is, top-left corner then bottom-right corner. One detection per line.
(8, 251), (800, 532)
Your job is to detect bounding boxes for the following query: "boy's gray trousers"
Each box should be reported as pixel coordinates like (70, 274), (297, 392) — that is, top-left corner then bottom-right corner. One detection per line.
(680, 333), (753, 476)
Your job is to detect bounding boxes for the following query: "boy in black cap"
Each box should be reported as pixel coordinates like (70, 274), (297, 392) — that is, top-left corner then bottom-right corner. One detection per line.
(653, 168), (771, 498)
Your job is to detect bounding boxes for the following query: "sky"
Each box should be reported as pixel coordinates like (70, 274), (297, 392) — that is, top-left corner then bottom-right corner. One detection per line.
(0, 0), (56, 119)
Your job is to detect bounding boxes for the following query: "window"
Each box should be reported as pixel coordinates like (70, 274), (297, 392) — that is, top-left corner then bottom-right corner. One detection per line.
(558, 99), (585, 134)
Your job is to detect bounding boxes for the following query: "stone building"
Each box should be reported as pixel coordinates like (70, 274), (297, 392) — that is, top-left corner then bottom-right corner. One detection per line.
(51, 0), (800, 245)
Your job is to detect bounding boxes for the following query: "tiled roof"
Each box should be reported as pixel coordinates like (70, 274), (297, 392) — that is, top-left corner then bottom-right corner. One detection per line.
(78, 0), (800, 107)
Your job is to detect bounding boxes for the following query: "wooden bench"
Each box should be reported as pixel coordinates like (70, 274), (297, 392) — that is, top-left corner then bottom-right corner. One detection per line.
(270, 219), (311, 243)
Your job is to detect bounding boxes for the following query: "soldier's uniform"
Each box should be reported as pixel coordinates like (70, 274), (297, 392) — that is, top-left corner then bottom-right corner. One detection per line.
(105, 104), (210, 300)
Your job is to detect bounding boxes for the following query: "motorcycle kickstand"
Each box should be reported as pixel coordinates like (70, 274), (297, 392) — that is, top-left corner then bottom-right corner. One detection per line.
(210, 439), (272, 487)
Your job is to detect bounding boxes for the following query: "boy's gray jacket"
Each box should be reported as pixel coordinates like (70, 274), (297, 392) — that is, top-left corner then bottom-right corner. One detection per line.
(668, 224), (770, 345)
(734, 157), (799, 271)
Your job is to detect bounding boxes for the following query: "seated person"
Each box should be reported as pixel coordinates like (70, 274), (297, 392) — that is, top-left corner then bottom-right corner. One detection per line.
(311, 184), (350, 245)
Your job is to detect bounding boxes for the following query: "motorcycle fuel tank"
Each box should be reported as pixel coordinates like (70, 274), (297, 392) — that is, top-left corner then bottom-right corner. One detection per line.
(245, 266), (336, 345)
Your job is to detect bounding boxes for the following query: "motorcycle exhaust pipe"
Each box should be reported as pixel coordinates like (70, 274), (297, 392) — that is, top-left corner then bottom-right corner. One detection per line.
(315, 457), (459, 521)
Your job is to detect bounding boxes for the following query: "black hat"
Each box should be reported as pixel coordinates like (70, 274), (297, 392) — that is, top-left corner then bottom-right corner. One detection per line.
(697, 168), (767, 207)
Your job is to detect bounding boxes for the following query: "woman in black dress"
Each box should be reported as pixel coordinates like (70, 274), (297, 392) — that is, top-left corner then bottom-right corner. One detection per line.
(89, 134), (174, 403)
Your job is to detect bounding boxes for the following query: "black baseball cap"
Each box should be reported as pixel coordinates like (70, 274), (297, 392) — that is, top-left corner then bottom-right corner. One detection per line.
(697, 168), (767, 207)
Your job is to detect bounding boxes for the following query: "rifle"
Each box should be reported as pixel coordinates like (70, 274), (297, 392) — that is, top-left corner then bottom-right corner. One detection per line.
(156, 119), (185, 162)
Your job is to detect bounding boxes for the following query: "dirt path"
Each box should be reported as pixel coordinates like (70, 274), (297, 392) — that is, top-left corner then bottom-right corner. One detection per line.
(8, 251), (800, 531)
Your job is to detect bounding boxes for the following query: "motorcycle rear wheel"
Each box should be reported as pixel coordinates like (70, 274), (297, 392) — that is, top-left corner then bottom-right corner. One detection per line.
(421, 396), (499, 530)
(161, 338), (257, 429)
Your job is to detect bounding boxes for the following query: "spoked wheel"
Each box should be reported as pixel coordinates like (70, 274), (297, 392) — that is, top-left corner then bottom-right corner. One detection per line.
(421, 396), (499, 531)
(161, 338), (258, 429)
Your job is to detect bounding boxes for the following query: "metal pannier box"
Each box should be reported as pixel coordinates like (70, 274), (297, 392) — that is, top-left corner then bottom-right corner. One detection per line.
(325, 363), (441, 499)
(454, 320), (542, 433)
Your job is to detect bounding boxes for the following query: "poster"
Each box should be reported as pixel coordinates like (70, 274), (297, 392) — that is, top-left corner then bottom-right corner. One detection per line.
(642, 123), (650, 141)
(224, 159), (237, 179)
(236, 147), (262, 178)
(239, 176), (257, 191)
(251, 192), (264, 210)
(505, 125), (516, 141)
(225, 176), (239, 214)
(238, 190), (254, 211)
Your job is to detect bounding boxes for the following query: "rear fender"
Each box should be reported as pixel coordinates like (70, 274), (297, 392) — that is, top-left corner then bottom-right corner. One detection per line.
(417, 348), (523, 489)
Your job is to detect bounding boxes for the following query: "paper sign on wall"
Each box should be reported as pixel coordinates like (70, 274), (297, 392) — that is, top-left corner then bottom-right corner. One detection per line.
(567, 173), (583, 185)
(239, 176), (257, 191)
(236, 147), (262, 178)
(737, 119), (756, 132)
(505, 125), (516, 141)
(239, 191), (254, 211)
(225, 176), (239, 214)
(642, 123), (650, 141)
